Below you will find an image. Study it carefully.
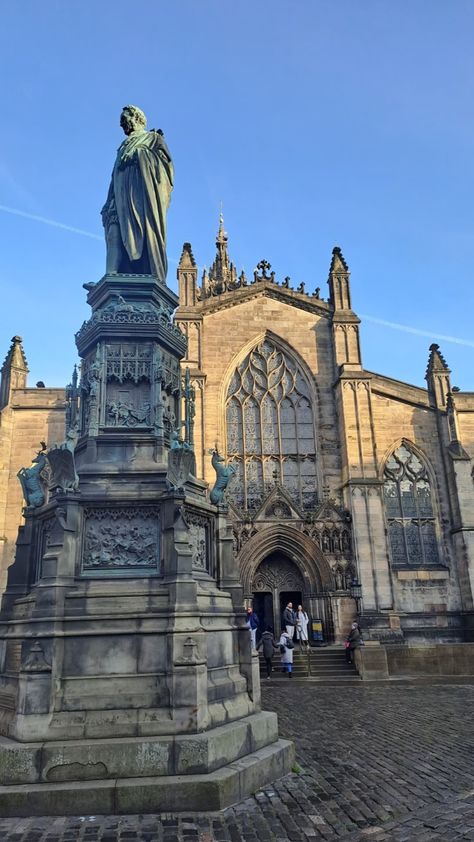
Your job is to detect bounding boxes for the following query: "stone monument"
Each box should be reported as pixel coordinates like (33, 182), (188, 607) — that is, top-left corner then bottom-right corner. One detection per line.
(0, 106), (292, 816)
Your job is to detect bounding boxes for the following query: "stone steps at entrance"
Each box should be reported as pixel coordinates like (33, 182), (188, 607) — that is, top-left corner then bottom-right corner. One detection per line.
(259, 646), (360, 680)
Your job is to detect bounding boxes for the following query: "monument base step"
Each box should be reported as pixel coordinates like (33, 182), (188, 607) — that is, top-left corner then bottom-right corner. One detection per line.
(0, 738), (294, 816)
(0, 711), (280, 785)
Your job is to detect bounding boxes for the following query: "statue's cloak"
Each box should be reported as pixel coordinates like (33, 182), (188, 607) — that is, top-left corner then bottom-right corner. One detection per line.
(109, 130), (174, 280)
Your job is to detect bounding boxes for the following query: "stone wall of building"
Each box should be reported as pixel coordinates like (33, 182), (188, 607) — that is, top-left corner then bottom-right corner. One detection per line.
(185, 295), (341, 499)
(0, 386), (65, 594)
(370, 378), (463, 622)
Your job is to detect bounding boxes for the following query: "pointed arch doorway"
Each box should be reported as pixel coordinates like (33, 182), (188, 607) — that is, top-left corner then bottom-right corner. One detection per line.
(252, 553), (305, 637)
(240, 525), (335, 641)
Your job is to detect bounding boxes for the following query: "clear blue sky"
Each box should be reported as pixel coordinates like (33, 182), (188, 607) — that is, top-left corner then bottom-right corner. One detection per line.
(1, 1), (473, 389)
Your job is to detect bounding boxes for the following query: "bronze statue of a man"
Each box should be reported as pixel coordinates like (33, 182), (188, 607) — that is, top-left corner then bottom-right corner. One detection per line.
(102, 105), (174, 281)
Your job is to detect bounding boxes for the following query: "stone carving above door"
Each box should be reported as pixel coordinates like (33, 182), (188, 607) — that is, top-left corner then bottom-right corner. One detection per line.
(252, 556), (304, 593)
(264, 500), (292, 519)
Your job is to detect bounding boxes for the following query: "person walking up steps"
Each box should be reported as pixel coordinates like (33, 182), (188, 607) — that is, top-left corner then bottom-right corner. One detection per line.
(279, 628), (294, 677)
(257, 626), (279, 679)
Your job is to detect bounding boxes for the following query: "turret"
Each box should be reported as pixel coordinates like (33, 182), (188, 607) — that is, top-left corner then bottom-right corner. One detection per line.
(0, 336), (29, 410)
(328, 246), (352, 310)
(328, 247), (361, 369)
(177, 242), (198, 306)
(425, 343), (451, 408)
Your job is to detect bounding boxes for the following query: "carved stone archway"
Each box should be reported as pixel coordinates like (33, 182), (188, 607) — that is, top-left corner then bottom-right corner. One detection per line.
(252, 554), (306, 636)
(239, 524), (332, 597)
(238, 525), (334, 639)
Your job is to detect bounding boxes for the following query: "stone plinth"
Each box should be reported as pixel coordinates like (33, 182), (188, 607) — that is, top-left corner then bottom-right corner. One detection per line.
(0, 712), (293, 816)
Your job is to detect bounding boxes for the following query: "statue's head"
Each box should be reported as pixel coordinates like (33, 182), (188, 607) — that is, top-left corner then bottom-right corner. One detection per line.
(120, 105), (147, 135)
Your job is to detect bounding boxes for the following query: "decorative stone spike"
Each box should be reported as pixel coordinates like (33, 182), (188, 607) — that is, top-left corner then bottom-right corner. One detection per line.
(426, 343), (451, 407)
(0, 335), (29, 409)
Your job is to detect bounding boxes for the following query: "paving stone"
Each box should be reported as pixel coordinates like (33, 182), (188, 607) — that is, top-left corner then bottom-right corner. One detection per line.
(2, 684), (474, 839)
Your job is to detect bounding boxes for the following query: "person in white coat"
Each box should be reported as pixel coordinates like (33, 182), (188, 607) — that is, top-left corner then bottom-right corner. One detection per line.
(296, 605), (309, 650)
(279, 629), (294, 677)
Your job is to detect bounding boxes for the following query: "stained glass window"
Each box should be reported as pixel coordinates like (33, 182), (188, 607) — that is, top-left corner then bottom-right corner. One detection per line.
(383, 444), (440, 565)
(226, 339), (317, 511)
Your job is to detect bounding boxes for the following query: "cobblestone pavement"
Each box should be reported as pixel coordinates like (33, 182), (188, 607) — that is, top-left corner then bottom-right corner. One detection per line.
(1, 683), (474, 841)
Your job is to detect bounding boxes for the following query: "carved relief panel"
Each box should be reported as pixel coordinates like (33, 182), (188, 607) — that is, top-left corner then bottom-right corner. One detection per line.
(104, 342), (152, 430)
(79, 341), (182, 441)
(185, 509), (211, 573)
(81, 507), (160, 576)
(105, 383), (151, 428)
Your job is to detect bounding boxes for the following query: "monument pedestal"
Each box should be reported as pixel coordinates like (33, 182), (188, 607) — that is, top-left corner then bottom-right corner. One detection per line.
(0, 272), (292, 815)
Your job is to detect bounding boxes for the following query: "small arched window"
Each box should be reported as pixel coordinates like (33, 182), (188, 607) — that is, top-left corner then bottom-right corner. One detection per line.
(383, 444), (439, 566)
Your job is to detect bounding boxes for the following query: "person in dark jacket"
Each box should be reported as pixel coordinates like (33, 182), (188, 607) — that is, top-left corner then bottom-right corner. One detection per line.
(345, 622), (362, 663)
(246, 606), (259, 650)
(257, 626), (279, 678)
(282, 602), (296, 640)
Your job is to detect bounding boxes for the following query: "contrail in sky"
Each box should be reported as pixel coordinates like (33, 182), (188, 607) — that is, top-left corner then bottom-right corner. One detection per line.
(360, 314), (474, 348)
(0, 203), (179, 263)
(1, 204), (472, 348)
(0, 204), (102, 240)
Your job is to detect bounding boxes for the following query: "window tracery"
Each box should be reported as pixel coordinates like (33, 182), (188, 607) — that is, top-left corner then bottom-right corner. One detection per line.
(226, 340), (317, 511)
(383, 444), (439, 566)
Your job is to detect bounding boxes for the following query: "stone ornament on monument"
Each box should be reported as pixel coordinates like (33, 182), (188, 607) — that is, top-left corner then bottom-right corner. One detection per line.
(0, 107), (292, 816)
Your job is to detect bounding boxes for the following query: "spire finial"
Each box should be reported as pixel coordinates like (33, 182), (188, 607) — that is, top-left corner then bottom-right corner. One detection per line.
(1, 335), (29, 375)
(426, 343), (450, 378)
(217, 203), (226, 243)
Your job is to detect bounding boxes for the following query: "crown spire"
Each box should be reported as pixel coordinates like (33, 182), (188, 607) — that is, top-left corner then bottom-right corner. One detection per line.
(204, 212), (237, 296)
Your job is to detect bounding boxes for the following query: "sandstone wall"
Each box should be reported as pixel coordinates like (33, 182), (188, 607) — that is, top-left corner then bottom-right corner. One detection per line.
(370, 378), (463, 618)
(187, 295), (342, 499)
(0, 388), (65, 593)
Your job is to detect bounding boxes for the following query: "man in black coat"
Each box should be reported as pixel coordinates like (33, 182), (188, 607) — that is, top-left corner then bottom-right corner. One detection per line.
(282, 602), (296, 641)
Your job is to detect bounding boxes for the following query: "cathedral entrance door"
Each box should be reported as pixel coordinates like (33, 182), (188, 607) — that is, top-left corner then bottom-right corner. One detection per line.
(252, 553), (305, 637)
(252, 592), (273, 643)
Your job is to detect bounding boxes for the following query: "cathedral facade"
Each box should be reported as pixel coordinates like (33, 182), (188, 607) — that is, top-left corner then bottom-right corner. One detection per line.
(1, 219), (474, 644)
(175, 219), (474, 644)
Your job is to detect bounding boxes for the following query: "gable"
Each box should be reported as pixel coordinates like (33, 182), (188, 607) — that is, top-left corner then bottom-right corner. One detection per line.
(199, 281), (330, 319)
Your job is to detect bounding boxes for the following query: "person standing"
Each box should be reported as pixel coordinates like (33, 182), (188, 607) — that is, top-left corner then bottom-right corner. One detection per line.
(345, 621), (362, 663)
(282, 602), (296, 641)
(257, 626), (279, 679)
(296, 605), (309, 650)
(279, 629), (294, 677)
(246, 606), (259, 650)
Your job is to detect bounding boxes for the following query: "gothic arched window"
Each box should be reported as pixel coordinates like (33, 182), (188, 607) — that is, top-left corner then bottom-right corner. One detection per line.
(226, 339), (317, 511)
(383, 444), (439, 566)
